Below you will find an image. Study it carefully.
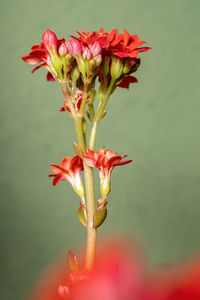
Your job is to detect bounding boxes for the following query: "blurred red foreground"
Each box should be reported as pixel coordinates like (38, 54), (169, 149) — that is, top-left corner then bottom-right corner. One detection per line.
(27, 238), (200, 300)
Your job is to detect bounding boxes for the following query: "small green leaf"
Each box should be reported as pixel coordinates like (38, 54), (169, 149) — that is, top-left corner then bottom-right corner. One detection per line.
(78, 207), (87, 227)
(73, 142), (83, 159)
(67, 250), (80, 271)
(98, 111), (107, 121)
(93, 207), (107, 228)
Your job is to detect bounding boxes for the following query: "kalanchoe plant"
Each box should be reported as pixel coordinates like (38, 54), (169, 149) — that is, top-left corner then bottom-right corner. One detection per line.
(22, 28), (150, 296)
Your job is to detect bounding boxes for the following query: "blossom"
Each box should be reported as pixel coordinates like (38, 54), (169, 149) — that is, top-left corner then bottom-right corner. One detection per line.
(21, 29), (65, 81)
(72, 28), (150, 58)
(67, 39), (82, 56)
(60, 90), (90, 112)
(48, 155), (84, 200)
(84, 149), (133, 198)
(117, 75), (138, 89)
(72, 28), (150, 89)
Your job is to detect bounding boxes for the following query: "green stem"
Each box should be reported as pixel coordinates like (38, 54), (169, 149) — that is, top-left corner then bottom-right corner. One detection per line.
(88, 120), (98, 150)
(74, 85), (113, 270)
(74, 88), (97, 271)
(83, 164), (96, 270)
(88, 89), (112, 150)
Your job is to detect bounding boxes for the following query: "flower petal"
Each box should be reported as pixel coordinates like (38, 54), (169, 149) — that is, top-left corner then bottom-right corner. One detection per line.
(117, 76), (138, 89)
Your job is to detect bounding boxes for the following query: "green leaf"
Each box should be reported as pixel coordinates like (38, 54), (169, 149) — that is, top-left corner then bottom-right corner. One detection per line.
(67, 250), (80, 271)
(93, 207), (107, 228)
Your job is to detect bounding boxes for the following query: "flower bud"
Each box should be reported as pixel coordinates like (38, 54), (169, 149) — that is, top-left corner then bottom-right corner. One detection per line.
(82, 47), (92, 60)
(122, 61), (132, 74)
(110, 56), (123, 80)
(42, 29), (58, 54)
(58, 42), (68, 57)
(67, 39), (82, 56)
(90, 42), (101, 57)
(123, 58), (138, 74)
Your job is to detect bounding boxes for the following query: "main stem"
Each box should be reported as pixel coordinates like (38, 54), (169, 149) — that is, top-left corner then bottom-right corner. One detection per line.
(74, 87), (112, 270)
(74, 102), (97, 271)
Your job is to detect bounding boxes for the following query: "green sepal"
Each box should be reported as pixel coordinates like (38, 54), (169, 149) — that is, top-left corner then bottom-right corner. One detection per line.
(67, 250), (80, 271)
(93, 207), (107, 228)
(78, 207), (87, 227)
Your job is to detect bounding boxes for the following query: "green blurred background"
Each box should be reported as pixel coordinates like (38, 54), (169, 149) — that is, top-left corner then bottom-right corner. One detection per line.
(1, 0), (200, 299)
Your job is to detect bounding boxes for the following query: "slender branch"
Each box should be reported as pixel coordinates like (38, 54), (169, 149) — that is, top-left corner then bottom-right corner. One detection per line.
(88, 89), (112, 150)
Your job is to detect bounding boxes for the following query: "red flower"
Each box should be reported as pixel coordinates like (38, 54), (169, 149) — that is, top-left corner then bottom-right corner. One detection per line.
(71, 28), (109, 48)
(48, 155), (84, 200)
(21, 29), (65, 81)
(117, 75), (138, 89)
(72, 28), (150, 89)
(26, 238), (200, 300)
(106, 29), (151, 58)
(84, 149), (133, 198)
(60, 90), (90, 112)
(72, 28), (150, 58)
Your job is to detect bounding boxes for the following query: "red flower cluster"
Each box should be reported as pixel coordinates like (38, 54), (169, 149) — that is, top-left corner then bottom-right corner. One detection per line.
(22, 28), (150, 89)
(73, 28), (150, 58)
(48, 149), (133, 201)
(84, 149), (133, 198)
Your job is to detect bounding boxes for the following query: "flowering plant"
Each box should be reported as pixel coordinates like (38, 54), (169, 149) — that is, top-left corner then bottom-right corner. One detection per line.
(22, 28), (151, 298)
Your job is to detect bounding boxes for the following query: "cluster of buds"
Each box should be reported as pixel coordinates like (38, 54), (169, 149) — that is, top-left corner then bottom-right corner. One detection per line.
(67, 39), (102, 84)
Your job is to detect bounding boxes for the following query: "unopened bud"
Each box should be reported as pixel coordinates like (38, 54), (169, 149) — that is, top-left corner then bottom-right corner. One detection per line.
(122, 61), (132, 74)
(90, 42), (101, 57)
(42, 29), (58, 54)
(82, 47), (92, 60)
(123, 58), (138, 74)
(58, 42), (68, 57)
(110, 56), (123, 80)
(67, 39), (82, 56)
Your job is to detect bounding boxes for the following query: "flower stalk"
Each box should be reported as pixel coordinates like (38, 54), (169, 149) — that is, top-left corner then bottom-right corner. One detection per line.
(22, 27), (150, 277)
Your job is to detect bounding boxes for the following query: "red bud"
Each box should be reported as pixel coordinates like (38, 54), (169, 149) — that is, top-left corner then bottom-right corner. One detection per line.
(67, 39), (82, 56)
(90, 42), (101, 57)
(42, 29), (58, 54)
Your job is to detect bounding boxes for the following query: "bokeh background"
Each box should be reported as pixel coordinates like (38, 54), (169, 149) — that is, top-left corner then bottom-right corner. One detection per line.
(1, 0), (200, 299)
